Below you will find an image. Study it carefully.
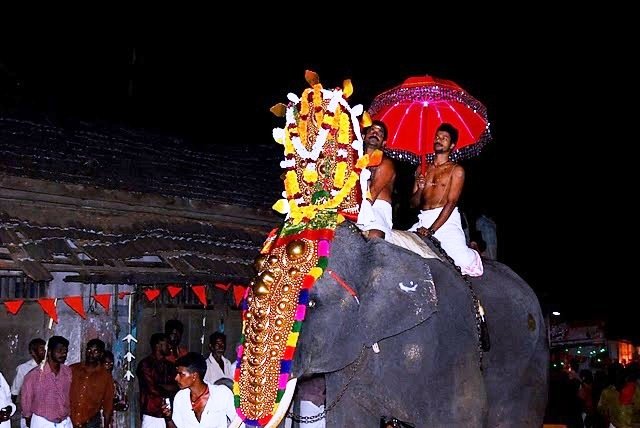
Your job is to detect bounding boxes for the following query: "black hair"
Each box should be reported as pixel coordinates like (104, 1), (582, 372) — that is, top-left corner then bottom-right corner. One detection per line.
(103, 350), (114, 362)
(175, 352), (207, 380)
(165, 319), (184, 334)
(86, 338), (106, 351)
(150, 332), (168, 347)
(28, 338), (46, 352)
(437, 123), (459, 145)
(47, 335), (69, 351)
(209, 331), (227, 345)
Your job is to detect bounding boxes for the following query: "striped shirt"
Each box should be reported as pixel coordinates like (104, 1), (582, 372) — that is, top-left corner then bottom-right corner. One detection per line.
(20, 363), (72, 423)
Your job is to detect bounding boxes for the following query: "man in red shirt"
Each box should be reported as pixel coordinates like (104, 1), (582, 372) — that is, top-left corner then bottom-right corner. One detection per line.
(69, 339), (114, 428)
(136, 333), (177, 428)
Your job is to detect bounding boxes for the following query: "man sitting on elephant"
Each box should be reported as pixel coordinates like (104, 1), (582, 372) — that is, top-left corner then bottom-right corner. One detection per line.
(356, 120), (396, 240)
(409, 123), (483, 276)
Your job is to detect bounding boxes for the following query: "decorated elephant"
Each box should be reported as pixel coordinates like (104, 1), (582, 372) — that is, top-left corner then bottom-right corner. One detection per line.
(287, 223), (548, 427)
(229, 72), (547, 428)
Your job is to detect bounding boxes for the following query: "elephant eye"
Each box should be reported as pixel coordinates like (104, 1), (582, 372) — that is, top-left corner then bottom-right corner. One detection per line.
(308, 300), (316, 308)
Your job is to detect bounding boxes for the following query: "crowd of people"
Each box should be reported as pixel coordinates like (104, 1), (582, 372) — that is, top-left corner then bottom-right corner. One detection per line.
(0, 319), (239, 428)
(546, 359), (640, 427)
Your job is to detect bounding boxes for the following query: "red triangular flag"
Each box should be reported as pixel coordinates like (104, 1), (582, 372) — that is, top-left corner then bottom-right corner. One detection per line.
(167, 285), (183, 298)
(233, 285), (246, 307)
(118, 291), (130, 300)
(4, 299), (25, 315)
(215, 283), (231, 291)
(191, 285), (207, 306)
(38, 298), (58, 323)
(143, 289), (161, 302)
(94, 294), (111, 311)
(63, 296), (86, 319)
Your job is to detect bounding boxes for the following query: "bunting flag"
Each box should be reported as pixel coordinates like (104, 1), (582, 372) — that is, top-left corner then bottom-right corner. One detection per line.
(233, 285), (247, 307)
(94, 294), (112, 311)
(167, 285), (183, 298)
(215, 283), (231, 291)
(118, 291), (131, 300)
(143, 288), (161, 302)
(191, 285), (207, 306)
(38, 298), (58, 323)
(4, 299), (25, 315)
(63, 296), (86, 319)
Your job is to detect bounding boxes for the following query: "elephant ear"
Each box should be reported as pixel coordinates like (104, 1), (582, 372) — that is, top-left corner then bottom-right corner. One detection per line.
(359, 239), (438, 346)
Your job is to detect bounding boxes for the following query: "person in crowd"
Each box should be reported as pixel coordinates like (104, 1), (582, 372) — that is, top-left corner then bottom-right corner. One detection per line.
(0, 371), (16, 428)
(11, 338), (46, 428)
(409, 123), (483, 276)
(21, 336), (72, 428)
(161, 352), (235, 428)
(203, 332), (233, 385)
(164, 320), (188, 364)
(69, 339), (114, 428)
(102, 351), (128, 412)
(137, 333), (177, 428)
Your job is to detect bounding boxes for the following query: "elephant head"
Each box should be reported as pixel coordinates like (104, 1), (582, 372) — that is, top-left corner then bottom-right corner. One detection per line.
(292, 223), (438, 378)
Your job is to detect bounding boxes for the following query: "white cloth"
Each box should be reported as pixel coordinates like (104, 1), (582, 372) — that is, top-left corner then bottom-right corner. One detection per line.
(1, 372), (17, 428)
(386, 230), (441, 260)
(12, 359), (37, 428)
(141, 414), (166, 428)
(204, 355), (233, 385)
(409, 207), (483, 276)
(356, 199), (393, 237)
(284, 401), (325, 428)
(11, 359), (37, 396)
(172, 383), (235, 428)
(29, 415), (71, 428)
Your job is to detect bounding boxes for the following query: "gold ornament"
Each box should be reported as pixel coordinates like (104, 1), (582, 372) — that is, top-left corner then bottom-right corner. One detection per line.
(253, 254), (268, 273)
(286, 240), (307, 260)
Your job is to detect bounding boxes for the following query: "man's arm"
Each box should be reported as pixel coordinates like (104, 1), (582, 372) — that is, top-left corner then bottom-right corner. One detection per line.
(367, 159), (395, 202)
(428, 165), (465, 232)
(410, 167), (425, 208)
(19, 372), (34, 426)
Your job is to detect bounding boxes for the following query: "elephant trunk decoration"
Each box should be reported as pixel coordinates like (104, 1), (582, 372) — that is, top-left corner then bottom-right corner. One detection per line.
(229, 72), (548, 428)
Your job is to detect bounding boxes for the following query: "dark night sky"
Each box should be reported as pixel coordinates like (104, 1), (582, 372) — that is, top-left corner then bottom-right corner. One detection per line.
(0, 43), (635, 337)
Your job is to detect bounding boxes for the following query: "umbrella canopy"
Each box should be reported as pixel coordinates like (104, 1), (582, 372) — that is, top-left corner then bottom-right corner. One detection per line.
(369, 75), (491, 165)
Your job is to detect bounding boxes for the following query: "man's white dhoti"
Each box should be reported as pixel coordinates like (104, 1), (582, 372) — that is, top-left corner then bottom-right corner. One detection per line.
(356, 199), (393, 238)
(409, 207), (483, 276)
(30, 415), (71, 428)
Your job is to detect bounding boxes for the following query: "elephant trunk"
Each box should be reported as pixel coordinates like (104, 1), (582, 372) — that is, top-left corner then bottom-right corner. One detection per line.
(228, 378), (298, 428)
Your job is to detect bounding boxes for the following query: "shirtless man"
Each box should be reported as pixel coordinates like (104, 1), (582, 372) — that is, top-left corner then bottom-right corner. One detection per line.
(356, 120), (396, 239)
(409, 123), (483, 276)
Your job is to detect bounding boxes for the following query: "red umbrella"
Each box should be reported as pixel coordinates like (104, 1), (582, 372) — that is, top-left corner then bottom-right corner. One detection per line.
(369, 75), (491, 170)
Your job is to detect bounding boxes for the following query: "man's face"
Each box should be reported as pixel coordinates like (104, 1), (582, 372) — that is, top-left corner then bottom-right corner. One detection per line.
(157, 339), (169, 356)
(210, 337), (226, 357)
(175, 366), (196, 390)
(85, 344), (103, 364)
(49, 344), (68, 364)
(31, 344), (46, 364)
(167, 328), (182, 346)
(364, 125), (386, 150)
(434, 130), (454, 153)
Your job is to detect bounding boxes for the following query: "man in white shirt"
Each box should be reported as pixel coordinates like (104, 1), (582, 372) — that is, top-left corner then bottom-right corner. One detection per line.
(1, 371), (17, 428)
(11, 338), (45, 428)
(203, 332), (232, 385)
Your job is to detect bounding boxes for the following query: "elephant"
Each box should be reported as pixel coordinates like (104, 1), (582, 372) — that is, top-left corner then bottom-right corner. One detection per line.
(284, 223), (548, 427)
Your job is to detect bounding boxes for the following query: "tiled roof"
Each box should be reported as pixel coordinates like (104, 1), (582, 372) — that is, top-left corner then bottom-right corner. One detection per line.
(0, 117), (283, 209)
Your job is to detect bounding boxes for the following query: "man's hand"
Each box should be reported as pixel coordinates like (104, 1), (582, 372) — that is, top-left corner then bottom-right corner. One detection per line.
(416, 174), (426, 190)
(416, 227), (434, 237)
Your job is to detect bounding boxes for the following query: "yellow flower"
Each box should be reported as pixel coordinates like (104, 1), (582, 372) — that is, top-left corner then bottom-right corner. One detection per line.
(285, 170), (300, 197)
(334, 161), (347, 188)
(303, 168), (318, 183)
(337, 113), (351, 144)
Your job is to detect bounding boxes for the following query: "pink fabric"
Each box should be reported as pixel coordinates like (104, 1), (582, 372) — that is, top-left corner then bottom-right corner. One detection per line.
(295, 304), (306, 320)
(20, 363), (72, 422)
(318, 240), (330, 257)
(278, 374), (289, 389)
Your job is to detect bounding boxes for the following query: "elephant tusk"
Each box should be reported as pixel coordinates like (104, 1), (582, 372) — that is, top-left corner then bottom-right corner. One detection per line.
(264, 377), (298, 428)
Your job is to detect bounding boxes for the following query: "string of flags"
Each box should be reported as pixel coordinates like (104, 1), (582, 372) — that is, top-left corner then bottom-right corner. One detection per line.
(2, 283), (249, 320)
